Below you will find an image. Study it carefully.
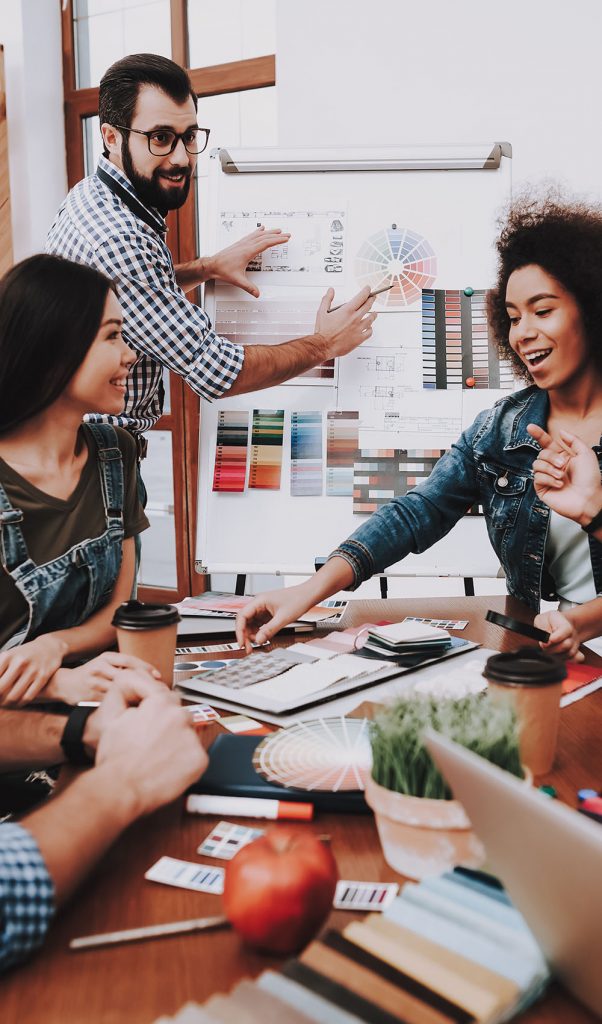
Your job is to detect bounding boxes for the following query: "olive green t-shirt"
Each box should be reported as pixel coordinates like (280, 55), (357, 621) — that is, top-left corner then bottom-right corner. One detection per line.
(0, 426), (149, 648)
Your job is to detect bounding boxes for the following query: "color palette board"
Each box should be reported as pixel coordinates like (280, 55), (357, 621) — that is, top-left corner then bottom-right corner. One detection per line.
(326, 410), (359, 495)
(253, 717), (372, 792)
(212, 410), (249, 492)
(353, 448), (446, 513)
(422, 288), (515, 390)
(355, 224), (437, 308)
(290, 410), (323, 495)
(249, 409), (285, 489)
(215, 298), (334, 381)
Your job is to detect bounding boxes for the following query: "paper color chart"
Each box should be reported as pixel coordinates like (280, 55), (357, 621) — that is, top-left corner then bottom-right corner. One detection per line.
(249, 409), (285, 490)
(212, 410), (249, 492)
(215, 298), (335, 381)
(290, 411), (323, 496)
(422, 288), (515, 390)
(355, 224), (437, 308)
(326, 411), (359, 496)
(353, 449), (446, 513)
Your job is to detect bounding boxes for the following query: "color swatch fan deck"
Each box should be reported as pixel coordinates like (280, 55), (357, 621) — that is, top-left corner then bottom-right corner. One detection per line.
(253, 717), (372, 791)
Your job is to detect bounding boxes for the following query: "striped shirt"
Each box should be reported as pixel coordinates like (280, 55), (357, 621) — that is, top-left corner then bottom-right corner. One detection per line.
(46, 156), (244, 436)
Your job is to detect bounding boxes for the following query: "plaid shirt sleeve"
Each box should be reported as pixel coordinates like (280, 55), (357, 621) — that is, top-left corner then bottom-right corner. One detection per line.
(0, 823), (55, 972)
(94, 230), (244, 403)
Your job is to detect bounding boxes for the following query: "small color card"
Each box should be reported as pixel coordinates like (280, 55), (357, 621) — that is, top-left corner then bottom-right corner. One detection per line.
(198, 821), (265, 860)
(186, 704), (221, 725)
(220, 714), (270, 735)
(144, 857), (224, 894)
(403, 615), (469, 631)
(333, 880), (399, 912)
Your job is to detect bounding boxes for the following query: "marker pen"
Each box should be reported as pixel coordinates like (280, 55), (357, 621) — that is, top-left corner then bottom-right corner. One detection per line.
(186, 794), (313, 821)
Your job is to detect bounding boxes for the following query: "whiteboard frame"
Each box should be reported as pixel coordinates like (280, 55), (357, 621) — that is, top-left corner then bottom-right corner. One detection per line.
(196, 144), (512, 578)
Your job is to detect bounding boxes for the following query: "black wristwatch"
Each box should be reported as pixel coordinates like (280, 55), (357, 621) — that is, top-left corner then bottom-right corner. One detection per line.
(60, 706), (96, 766)
(582, 506), (602, 535)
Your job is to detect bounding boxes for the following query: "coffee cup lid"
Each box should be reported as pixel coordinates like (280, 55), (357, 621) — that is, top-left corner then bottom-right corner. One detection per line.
(483, 647), (567, 687)
(112, 600), (180, 630)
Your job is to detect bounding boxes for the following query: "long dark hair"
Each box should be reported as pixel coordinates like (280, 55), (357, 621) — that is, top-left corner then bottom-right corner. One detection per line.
(0, 255), (115, 434)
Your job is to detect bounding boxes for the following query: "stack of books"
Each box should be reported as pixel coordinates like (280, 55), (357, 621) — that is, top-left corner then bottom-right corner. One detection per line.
(362, 621), (453, 658)
(155, 868), (549, 1023)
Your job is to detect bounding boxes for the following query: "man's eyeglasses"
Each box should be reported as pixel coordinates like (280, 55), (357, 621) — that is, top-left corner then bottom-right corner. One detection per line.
(112, 125), (210, 156)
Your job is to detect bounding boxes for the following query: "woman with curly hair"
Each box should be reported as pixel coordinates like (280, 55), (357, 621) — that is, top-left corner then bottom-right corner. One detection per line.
(236, 192), (602, 660)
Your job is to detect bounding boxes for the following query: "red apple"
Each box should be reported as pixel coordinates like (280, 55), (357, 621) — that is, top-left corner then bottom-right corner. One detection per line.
(223, 828), (338, 954)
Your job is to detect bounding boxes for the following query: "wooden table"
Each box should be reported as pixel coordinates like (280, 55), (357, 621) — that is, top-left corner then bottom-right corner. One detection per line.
(2, 595), (601, 1024)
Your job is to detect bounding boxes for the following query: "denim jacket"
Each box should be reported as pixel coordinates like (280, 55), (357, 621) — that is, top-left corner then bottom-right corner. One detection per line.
(333, 386), (602, 611)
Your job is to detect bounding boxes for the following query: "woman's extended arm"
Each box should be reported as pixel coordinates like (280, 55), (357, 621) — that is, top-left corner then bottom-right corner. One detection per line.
(0, 539), (136, 705)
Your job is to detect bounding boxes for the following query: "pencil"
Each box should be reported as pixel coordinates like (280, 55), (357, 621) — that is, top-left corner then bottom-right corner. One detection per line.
(69, 914), (229, 950)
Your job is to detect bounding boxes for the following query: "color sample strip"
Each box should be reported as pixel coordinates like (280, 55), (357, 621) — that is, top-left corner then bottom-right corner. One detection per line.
(291, 411), (323, 496)
(198, 820), (264, 860)
(212, 409), (249, 492)
(353, 448), (446, 513)
(421, 289), (515, 390)
(326, 411), (359, 495)
(249, 409), (285, 489)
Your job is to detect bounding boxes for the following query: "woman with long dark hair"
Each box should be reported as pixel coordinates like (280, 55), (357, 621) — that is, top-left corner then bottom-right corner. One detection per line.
(237, 192), (602, 659)
(0, 255), (151, 704)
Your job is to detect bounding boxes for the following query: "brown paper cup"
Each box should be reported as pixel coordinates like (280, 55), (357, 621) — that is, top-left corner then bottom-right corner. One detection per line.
(112, 601), (180, 687)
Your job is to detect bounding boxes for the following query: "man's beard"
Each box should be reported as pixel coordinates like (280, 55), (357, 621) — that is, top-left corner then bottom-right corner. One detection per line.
(122, 138), (192, 214)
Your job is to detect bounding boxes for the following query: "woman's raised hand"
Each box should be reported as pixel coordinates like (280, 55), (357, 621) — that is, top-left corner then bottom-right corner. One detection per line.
(527, 423), (602, 525)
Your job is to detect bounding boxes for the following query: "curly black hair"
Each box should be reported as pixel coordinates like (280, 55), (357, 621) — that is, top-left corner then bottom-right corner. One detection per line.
(487, 189), (602, 382)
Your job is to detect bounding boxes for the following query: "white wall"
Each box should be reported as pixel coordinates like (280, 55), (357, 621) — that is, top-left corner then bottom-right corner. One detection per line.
(0, 0), (67, 258)
(277, 0), (602, 199)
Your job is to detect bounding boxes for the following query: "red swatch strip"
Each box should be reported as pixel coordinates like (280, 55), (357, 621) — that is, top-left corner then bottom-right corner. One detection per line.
(212, 410), (249, 492)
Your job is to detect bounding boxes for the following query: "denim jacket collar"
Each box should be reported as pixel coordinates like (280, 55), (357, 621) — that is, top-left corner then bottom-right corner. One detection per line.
(503, 387), (549, 453)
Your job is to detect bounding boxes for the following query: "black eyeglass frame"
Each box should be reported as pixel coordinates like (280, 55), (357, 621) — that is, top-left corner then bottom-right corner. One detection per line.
(112, 124), (211, 156)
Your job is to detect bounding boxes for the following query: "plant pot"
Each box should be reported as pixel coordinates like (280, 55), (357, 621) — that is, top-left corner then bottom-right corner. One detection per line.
(364, 774), (486, 880)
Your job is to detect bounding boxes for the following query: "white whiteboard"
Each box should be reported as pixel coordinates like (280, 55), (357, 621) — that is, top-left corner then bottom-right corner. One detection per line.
(196, 145), (513, 578)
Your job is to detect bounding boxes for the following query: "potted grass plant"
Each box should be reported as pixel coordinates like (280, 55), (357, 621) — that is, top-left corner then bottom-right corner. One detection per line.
(365, 695), (524, 879)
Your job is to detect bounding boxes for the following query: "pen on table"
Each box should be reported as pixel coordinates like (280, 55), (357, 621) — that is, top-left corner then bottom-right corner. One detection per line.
(186, 794), (314, 821)
(328, 282), (393, 312)
(70, 914), (229, 951)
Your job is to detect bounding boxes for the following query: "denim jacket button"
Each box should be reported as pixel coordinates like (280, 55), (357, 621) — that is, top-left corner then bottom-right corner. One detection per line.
(497, 475), (509, 488)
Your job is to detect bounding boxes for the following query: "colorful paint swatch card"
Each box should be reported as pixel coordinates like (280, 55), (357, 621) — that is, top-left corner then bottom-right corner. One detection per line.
(249, 409), (285, 489)
(326, 411), (359, 496)
(290, 410), (323, 496)
(197, 821), (265, 860)
(212, 410), (249, 492)
(184, 704), (221, 725)
(144, 857), (224, 894)
(353, 448), (446, 513)
(421, 288), (514, 391)
(403, 615), (469, 631)
(334, 881), (399, 912)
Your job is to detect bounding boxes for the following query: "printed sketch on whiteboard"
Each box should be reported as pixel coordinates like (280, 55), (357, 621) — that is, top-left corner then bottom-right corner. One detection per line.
(219, 210), (346, 285)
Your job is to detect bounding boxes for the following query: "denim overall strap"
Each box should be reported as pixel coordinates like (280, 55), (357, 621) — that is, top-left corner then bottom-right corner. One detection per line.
(0, 481), (35, 575)
(85, 423), (124, 526)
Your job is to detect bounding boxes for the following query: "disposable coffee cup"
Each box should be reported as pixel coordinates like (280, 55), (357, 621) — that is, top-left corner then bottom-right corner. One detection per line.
(112, 600), (180, 686)
(483, 648), (566, 776)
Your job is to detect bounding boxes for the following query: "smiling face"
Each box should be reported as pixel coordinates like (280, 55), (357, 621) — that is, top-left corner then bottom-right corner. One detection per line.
(65, 291), (135, 415)
(111, 85), (198, 212)
(505, 264), (590, 392)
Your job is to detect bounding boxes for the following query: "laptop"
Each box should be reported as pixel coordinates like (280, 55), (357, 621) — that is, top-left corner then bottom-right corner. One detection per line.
(424, 729), (602, 1018)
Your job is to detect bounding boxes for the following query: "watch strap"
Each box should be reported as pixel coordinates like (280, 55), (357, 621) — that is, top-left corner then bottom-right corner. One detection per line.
(582, 506), (602, 535)
(60, 706), (96, 766)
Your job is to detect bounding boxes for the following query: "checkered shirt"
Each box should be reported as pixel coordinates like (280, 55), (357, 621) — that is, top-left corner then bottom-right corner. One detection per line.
(46, 155), (244, 436)
(0, 823), (55, 971)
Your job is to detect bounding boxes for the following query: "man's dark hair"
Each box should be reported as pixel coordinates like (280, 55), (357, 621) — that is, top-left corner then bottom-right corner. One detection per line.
(487, 189), (602, 381)
(99, 53), (198, 154)
(0, 255), (116, 433)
